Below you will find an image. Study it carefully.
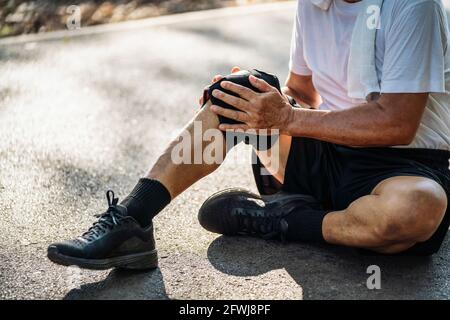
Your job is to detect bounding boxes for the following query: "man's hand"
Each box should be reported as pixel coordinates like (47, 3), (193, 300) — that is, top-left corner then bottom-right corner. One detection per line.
(198, 67), (241, 106)
(210, 75), (294, 134)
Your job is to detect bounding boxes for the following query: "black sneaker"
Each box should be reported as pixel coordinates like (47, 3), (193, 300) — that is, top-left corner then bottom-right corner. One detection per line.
(47, 190), (158, 270)
(198, 188), (317, 240)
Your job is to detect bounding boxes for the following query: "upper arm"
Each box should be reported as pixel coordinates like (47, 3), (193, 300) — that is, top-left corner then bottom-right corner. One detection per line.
(286, 1), (321, 108)
(289, 0), (312, 77)
(377, 2), (447, 143)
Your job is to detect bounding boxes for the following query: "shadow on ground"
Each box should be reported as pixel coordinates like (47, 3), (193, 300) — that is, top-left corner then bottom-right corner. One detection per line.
(62, 232), (449, 300)
(64, 268), (169, 300)
(207, 234), (450, 299)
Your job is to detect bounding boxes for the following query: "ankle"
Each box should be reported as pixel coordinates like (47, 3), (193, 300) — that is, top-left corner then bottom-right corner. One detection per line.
(121, 178), (171, 227)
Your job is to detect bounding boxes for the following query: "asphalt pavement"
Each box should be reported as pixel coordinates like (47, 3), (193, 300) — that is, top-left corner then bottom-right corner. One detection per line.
(0, 1), (449, 299)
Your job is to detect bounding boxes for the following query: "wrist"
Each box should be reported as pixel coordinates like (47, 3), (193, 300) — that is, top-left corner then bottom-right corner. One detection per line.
(281, 103), (297, 135)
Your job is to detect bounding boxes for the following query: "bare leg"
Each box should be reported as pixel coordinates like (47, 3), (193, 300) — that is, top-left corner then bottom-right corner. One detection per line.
(147, 100), (293, 198)
(147, 102), (225, 198)
(322, 176), (447, 254)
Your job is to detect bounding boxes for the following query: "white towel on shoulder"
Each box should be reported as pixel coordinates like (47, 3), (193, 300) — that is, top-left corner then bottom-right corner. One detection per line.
(310, 0), (384, 101)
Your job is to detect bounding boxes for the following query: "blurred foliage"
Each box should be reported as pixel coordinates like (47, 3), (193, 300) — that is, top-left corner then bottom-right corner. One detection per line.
(0, 0), (280, 38)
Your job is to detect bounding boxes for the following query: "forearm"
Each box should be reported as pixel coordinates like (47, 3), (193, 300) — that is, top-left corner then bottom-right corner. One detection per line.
(282, 86), (321, 109)
(213, 77), (425, 145)
(285, 101), (415, 147)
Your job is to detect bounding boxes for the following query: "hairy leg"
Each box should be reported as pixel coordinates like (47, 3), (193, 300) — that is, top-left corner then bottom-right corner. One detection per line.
(322, 176), (448, 254)
(147, 102), (225, 198)
(146, 100), (293, 198)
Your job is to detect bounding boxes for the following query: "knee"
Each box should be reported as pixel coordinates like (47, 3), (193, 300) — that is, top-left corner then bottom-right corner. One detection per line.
(206, 69), (281, 151)
(373, 179), (447, 243)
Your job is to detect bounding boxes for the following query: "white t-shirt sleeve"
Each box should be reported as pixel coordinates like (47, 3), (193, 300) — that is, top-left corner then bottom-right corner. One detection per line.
(289, 1), (312, 76)
(380, 1), (448, 94)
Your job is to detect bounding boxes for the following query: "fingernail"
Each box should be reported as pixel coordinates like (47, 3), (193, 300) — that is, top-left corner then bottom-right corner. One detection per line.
(212, 90), (221, 97)
(221, 81), (229, 88)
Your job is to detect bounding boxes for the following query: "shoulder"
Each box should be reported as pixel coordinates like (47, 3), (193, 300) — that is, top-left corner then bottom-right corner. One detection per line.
(382, 0), (444, 17)
(381, 0), (447, 33)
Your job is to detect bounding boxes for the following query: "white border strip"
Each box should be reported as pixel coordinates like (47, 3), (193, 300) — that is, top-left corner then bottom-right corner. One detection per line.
(0, 1), (296, 45)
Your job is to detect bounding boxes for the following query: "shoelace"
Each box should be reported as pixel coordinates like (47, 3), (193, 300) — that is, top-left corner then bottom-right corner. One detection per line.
(82, 190), (126, 241)
(233, 207), (288, 241)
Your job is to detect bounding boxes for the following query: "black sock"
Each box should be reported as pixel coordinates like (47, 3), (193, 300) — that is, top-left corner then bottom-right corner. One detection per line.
(283, 209), (329, 243)
(121, 178), (171, 227)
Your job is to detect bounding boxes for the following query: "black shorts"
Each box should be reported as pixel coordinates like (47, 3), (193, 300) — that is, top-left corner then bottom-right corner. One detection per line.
(253, 137), (450, 255)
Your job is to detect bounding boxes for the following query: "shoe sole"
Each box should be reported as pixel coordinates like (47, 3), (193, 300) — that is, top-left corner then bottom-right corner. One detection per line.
(47, 246), (158, 271)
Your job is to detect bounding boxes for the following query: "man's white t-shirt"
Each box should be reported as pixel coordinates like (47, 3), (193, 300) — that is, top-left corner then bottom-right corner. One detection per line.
(289, 0), (450, 150)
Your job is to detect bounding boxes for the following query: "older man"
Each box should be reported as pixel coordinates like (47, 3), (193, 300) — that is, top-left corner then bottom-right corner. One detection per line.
(48, 0), (449, 270)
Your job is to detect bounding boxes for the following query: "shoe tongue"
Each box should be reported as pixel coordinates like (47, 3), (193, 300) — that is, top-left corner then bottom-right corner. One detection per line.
(97, 204), (127, 225)
(113, 204), (144, 226)
(114, 204), (128, 217)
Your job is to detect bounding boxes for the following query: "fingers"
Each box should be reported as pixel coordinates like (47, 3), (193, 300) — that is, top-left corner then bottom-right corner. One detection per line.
(212, 90), (250, 112)
(220, 81), (256, 101)
(202, 66), (241, 106)
(231, 66), (241, 73)
(249, 75), (274, 93)
(212, 65), (240, 84)
(202, 67), (240, 106)
(213, 66), (239, 84)
(210, 105), (250, 123)
(212, 75), (224, 83)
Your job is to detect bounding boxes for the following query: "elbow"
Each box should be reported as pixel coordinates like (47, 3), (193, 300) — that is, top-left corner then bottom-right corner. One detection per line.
(394, 134), (415, 146)
(388, 124), (418, 146)
(376, 102), (420, 146)
(374, 96), (426, 147)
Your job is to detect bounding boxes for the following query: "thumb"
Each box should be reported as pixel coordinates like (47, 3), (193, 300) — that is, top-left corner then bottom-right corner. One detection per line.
(249, 75), (273, 92)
